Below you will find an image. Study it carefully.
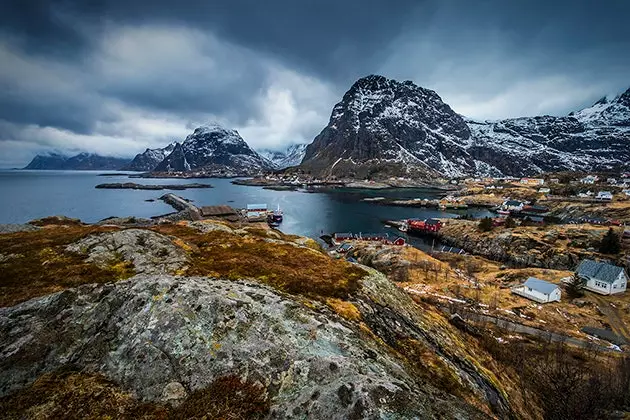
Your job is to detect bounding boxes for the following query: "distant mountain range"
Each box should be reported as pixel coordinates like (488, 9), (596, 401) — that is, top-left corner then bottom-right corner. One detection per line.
(258, 144), (308, 169)
(24, 153), (131, 170)
(300, 75), (630, 178)
(122, 143), (176, 171)
(23, 77), (629, 178)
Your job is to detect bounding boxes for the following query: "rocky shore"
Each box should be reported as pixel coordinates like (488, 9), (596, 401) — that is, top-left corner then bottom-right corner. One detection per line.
(95, 182), (212, 190)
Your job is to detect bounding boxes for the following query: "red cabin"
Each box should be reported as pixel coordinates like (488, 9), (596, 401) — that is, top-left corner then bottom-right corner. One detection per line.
(408, 218), (442, 233)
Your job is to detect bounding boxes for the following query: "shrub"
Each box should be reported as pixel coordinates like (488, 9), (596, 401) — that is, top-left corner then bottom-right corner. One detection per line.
(504, 216), (516, 228)
(599, 228), (621, 254)
(478, 217), (493, 232)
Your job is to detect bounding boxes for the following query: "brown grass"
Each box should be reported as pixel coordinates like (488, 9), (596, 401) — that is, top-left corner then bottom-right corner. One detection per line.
(0, 366), (168, 419)
(0, 226), (135, 307)
(326, 298), (362, 321)
(0, 368), (269, 420)
(175, 375), (269, 420)
(153, 224), (366, 300)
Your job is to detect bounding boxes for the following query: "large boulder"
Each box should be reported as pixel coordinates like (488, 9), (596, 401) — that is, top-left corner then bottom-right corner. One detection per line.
(0, 274), (488, 419)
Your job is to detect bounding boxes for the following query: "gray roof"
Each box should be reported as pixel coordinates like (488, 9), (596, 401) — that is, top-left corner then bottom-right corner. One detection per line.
(505, 200), (523, 206)
(576, 259), (626, 284)
(523, 277), (560, 295)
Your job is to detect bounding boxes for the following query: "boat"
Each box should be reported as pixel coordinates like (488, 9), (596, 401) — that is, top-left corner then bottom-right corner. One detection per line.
(268, 204), (283, 224)
(497, 209), (511, 215)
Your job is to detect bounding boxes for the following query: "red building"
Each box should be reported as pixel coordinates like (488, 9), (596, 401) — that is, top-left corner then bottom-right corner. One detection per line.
(408, 218), (442, 233)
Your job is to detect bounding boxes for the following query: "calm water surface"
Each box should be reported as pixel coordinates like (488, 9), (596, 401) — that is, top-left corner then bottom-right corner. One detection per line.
(0, 170), (492, 249)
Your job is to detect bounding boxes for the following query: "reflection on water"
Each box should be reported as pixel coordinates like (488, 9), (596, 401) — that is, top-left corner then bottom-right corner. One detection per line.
(0, 171), (493, 250)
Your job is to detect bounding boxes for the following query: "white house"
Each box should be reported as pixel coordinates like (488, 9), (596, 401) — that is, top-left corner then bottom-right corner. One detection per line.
(596, 191), (613, 201)
(511, 277), (562, 303)
(576, 259), (628, 295)
(502, 200), (524, 212)
(538, 187), (551, 194)
(581, 175), (599, 184)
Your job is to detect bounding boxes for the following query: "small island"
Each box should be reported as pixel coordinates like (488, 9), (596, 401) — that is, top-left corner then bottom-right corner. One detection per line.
(95, 182), (212, 190)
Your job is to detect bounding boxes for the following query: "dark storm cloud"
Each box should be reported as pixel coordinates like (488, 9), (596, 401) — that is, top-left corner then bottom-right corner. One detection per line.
(0, 0), (629, 166)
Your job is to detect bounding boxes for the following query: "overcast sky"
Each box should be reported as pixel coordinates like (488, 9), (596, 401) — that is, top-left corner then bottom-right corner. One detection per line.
(1, 0), (629, 167)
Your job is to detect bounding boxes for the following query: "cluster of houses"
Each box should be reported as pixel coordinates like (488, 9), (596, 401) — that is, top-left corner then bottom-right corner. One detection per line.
(511, 259), (629, 304)
(576, 190), (614, 200)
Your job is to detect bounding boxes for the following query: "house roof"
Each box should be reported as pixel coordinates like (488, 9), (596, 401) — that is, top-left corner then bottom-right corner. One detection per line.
(523, 277), (560, 295)
(246, 204), (267, 210)
(505, 200), (522, 206)
(200, 205), (237, 217)
(425, 218), (441, 225)
(576, 259), (626, 284)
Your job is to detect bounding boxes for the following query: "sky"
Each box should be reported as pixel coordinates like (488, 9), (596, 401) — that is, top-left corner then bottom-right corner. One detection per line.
(1, 0), (629, 167)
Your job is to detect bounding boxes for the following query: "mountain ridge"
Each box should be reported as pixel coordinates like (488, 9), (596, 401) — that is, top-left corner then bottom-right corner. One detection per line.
(23, 152), (131, 170)
(300, 75), (630, 178)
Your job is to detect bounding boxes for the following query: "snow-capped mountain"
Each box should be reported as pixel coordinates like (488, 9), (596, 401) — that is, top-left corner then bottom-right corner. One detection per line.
(24, 153), (131, 170)
(258, 144), (308, 169)
(301, 75), (477, 179)
(153, 124), (273, 175)
(301, 75), (630, 178)
(122, 143), (176, 171)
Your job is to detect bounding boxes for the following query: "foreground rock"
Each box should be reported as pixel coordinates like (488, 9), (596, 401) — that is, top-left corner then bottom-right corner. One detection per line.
(0, 274), (490, 418)
(65, 229), (188, 274)
(0, 224), (40, 234)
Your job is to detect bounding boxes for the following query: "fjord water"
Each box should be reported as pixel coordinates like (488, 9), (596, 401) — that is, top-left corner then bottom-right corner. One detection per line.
(0, 170), (492, 247)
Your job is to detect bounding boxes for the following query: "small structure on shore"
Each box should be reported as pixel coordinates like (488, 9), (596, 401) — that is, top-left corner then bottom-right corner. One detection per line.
(201, 205), (239, 221)
(246, 204), (268, 220)
(512, 277), (561, 303)
(575, 259), (628, 295)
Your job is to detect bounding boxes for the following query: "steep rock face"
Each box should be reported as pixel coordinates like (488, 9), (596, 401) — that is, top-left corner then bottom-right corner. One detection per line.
(0, 274), (492, 418)
(24, 153), (131, 170)
(301, 75), (629, 178)
(154, 124), (272, 175)
(301, 75), (475, 179)
(258, 144), (308, 169)
(122, 143), (176, 171)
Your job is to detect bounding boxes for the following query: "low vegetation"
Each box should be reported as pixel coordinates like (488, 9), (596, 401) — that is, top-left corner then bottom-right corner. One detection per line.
(0, 367), (269, 420)
(477, 333), (630, 419)
(153, 223), (365, 300)
(0, 225), (134, 307)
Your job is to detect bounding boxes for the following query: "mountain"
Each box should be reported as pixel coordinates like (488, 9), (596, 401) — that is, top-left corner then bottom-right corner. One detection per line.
(153, 124), (273, 175)
(467, 88), (630, 175)
(258, 143), (308, 169)
(122, 143), (176, 171)
(301, 75), (476, 179)
(301, 75), (630, 178)
(24, 153), (131, 170)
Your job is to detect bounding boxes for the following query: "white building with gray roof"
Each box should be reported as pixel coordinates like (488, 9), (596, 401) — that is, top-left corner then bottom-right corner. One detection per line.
(512, 277), (561, 303)
(575, 259), (628, 295)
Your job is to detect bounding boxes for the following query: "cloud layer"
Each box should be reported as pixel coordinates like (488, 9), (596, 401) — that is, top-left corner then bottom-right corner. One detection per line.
(1, 0), (629, 167)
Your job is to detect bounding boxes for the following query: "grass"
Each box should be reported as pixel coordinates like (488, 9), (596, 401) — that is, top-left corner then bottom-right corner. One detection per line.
(0, 225), (135, 307)
(0, 368), (269, 420)
(153, 224), (366, 301)
(175, 375), (269, 420)
(0, 366), (168, 419)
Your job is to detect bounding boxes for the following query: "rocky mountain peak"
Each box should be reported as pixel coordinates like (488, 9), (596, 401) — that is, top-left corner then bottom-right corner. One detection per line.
(301, 75), (474, 178)
(153, 125), (271, 175)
